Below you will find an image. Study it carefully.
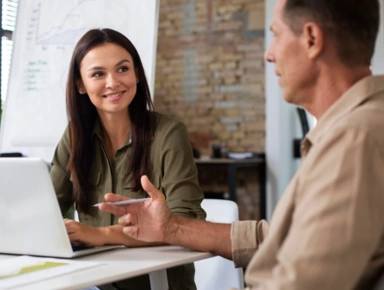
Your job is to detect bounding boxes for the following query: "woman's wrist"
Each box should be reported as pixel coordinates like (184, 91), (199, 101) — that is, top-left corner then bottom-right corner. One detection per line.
(97, 226), (113, 245)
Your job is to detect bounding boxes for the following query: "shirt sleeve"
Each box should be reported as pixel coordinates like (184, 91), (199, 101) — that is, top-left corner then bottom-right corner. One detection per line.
(231, 220), (269, 268)
(50, 126), (73, 216)
(246, 128), (384, 289)
(158, 120), (206, 220)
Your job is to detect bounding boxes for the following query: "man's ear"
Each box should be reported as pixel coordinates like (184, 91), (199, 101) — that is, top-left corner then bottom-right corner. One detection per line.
(302, 22), (324, 60)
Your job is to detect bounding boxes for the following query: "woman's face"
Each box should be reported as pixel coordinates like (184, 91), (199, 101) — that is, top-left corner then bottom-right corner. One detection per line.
(78, 43), (138, 118)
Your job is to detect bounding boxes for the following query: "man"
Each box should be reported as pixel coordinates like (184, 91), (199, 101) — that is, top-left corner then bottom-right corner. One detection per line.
(100, 0), (384, 288)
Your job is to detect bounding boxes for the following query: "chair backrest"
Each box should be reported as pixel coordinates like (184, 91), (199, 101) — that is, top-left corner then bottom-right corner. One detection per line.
(194, 199), (244, 290)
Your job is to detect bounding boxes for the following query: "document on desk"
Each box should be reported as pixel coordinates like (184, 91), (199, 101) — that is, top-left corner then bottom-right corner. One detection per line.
(0, 256), (101, 289)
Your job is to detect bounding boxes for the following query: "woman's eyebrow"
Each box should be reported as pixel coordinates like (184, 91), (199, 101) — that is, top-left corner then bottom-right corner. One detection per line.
(87, 59), (131, 71)
(115, 59), (131, 67)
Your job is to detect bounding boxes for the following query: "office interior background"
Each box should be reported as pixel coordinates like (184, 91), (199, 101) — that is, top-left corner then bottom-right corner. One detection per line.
(0, 0), (383, 220)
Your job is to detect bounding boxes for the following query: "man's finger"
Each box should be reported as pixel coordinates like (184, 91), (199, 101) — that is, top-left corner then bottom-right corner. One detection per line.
(141, 175), (163, 199)
(122, 225), (138, 239)
(118, 214), (132, 226)
(99, 203), (129, 216)
(104, 193), (129, 202)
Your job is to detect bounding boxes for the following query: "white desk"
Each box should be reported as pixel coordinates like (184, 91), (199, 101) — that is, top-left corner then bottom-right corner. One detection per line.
(0, 245), (213, 290)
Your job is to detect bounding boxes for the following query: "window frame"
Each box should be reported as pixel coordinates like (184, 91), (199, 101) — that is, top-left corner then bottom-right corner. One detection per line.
(1, 0), (18, 120)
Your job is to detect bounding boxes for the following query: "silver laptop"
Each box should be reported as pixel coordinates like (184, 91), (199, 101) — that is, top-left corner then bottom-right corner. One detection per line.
(0, 157), (122, 258)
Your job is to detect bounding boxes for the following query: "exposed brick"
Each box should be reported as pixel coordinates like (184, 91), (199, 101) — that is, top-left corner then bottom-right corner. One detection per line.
(217, 131), (231, 140)
(217, 21), (244, 31)
(220, 116), (243, 124)
(225, 109), (239, 116)
(214, 101), (237, 109)
(155, 0), (265, 220)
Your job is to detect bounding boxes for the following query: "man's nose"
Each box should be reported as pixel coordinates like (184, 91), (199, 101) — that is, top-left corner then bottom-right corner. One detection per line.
(264, 49), (274, 63)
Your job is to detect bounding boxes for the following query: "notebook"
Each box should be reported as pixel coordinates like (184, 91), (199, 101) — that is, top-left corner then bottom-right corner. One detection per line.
(0, 157), (122, 258)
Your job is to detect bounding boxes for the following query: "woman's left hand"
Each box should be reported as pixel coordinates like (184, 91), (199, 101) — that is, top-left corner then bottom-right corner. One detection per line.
(64, 219), (107, 247)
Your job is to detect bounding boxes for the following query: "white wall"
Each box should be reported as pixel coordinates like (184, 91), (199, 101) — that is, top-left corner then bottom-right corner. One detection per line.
(372, 0), (384, 75)
(264, 0), (384, 220)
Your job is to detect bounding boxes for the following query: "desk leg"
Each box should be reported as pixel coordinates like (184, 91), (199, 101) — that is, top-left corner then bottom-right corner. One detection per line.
(149, 269), (169, 290)
(228, 165), (237, 202)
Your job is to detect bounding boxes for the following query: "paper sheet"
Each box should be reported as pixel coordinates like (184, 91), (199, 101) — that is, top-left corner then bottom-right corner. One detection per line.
(0, 256), (101, 289)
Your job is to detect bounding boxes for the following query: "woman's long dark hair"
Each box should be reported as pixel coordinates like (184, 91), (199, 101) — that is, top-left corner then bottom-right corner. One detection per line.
(66, 28), (155, 215)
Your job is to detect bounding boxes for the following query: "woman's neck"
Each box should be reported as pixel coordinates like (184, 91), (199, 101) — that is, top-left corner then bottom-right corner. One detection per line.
(98, 111), (132, 162)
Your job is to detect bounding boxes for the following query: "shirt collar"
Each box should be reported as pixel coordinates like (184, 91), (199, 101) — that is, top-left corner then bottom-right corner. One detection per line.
(92, 117), (103, 139)
(92, 117), (133, 146)
(302, 75), (384, 156)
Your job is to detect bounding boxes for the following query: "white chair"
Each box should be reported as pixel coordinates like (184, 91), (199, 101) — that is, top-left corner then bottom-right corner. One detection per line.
(194, 199), (244, 290)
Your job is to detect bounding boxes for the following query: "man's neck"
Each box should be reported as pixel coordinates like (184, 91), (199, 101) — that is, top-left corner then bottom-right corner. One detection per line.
(304, 66), (372, 119)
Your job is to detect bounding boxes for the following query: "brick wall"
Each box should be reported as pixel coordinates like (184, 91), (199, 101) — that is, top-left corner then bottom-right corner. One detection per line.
(154, 0), (265, 220)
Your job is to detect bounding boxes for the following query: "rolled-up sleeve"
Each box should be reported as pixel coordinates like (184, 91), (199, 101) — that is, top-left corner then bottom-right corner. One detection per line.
(231, 220), (269, 268)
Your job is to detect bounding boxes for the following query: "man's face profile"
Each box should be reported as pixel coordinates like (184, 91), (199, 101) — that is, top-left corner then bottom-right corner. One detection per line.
(265, 0), (317, 108)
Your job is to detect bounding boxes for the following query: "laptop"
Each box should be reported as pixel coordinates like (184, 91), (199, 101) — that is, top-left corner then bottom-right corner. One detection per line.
(0, 157), (122, 258)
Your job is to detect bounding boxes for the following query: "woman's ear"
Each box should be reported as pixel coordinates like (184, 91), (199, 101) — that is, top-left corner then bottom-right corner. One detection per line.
(135, 68), (139, 84)
(76, 80), (86, 95)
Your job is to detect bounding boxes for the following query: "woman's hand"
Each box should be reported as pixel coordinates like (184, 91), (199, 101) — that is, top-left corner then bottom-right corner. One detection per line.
(64, 219), (107, 247)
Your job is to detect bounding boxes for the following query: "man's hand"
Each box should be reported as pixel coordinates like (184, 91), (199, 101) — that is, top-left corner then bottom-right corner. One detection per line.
(99, 175), (175, 243)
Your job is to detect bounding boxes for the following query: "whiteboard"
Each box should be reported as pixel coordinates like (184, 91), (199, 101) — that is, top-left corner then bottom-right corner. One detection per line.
(0, 0), (159, 162)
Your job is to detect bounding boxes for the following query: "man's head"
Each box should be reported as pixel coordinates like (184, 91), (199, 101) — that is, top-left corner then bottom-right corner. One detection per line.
(265, 0), (380, 110)
(283, 0), (380, 67)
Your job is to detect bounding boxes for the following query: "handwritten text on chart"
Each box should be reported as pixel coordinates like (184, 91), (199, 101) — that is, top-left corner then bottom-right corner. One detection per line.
(23, 60), (51, 92)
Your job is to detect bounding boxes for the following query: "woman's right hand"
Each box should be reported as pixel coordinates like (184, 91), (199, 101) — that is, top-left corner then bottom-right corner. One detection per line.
(64, 219), (108, 247)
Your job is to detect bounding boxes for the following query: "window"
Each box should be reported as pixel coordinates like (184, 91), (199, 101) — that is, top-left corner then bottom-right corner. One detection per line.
(1, 0), (18, 119)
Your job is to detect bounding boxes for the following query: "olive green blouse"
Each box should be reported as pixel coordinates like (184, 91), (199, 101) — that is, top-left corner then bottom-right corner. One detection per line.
(50, 112), (206, 290)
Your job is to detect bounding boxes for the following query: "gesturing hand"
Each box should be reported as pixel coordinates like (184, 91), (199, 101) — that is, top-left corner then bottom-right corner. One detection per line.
(99, 175), (175, 243)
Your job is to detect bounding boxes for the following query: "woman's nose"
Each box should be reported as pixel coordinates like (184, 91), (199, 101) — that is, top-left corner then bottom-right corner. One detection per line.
(106, 73), (120, 89)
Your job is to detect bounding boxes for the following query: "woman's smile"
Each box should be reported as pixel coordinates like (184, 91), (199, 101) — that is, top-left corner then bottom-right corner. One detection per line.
(103, 90), (126, 100)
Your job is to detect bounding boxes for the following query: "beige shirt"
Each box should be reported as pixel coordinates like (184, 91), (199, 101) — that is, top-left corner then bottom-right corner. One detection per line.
(231, 75), (384, 289)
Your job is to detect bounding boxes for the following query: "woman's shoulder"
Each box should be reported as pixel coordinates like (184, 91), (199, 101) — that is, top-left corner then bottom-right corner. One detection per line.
(150, 112), (191, 151)
(57, 123), (71, 144)
(153, 112), (185, 131)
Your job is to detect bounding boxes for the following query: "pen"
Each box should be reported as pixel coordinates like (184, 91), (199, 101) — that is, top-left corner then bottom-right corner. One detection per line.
(93, 197), (150, 207)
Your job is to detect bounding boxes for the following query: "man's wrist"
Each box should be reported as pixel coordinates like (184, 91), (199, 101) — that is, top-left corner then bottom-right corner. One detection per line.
(164, 214), (179, 244)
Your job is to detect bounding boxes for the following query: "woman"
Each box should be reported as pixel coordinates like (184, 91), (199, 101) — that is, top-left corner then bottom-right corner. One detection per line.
(50, 28), (205, 290)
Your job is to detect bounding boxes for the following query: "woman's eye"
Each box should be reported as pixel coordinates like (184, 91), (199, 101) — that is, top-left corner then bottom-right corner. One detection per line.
(91, 71), (104, 78)
(118, 66), (129, 73)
